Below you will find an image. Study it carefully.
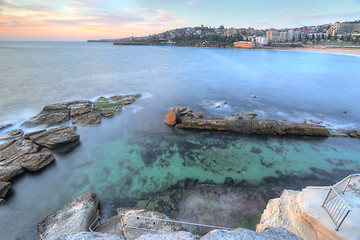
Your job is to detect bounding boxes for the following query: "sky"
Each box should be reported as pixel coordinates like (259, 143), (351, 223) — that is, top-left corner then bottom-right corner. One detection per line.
(0, 0), (360, 41)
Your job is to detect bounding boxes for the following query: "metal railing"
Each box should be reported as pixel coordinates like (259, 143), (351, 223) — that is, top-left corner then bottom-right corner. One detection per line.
(322, 173), (360, 231)
(89, 216), (101, 232)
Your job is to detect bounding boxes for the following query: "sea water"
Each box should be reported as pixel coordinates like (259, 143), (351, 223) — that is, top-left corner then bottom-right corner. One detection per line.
(0, 42), (359, 239)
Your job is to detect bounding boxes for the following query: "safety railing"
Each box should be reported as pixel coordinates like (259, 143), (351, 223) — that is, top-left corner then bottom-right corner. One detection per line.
(322, 173), (360, 231)
(89, 216), (101, 232)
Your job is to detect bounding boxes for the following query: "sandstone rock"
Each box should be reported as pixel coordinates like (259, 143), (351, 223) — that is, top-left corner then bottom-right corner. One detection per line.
(179, 107), (188, 114)
(117, 209), (187, 240)
(0, 181), (11, 198)
(137, 231), (196, 240)
(12, 153), (55, 172)
(58, 232), (125, 240)
(0, 129), (24, 140)
(349, 132), (359, 138)
(94, 97), (123, 118)
(247, 113), (258, 119)
(280, 123), (330, 136)
(194, 111), (203, 118)
(0, 198), (4, 205)
(71, 107), (102, 126)
(308, 119), (323, 124)
(97, 216), (123, 236)
(26, 126), (79, 149)
(0, 165), (24, 181)
(164, 108), (181, 126)
(109, 93), (142, 105)
(0, 123), (12, 131)
(330, 132), (349, 137)
(0, 139), (40, 164)
(37, 192), (100, 240)
(22, 108), (70, 128)
(201, 227), (302, 240)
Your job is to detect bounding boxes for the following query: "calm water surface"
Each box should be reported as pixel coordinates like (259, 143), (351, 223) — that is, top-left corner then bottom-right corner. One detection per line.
(0, 42), (360, 239)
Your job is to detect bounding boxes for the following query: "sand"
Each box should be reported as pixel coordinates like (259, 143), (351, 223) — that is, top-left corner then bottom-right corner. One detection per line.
(283, 46), (360, 55)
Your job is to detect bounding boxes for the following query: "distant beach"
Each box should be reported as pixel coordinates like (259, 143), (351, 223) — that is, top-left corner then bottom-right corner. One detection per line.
(283, 46), (360, 55)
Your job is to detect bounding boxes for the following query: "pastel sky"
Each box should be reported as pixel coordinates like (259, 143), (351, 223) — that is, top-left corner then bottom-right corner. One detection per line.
(1, 0), (360, 41)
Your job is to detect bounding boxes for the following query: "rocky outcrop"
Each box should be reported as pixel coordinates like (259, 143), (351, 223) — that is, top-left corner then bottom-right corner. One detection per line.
(256, 186), (360, 240)
(0, 129), (24, 140)
(0, 138), (40, 164)
(164, 108), (181, 126)
(12, 153), (55, 172)
(37, 192), (100, 240)
(21, 94), (141, 127)
(165, 108), (330, 137)
(117, 209), (187, 240)
(0, 165), (24, 181)
(58, 232), (125, 240)
(94, 97), (123, 118)
(201, 227), (302, 240)
(24, 126), (80, 149)
(109, 93), (142, 105)
(0, 181), (11, 205)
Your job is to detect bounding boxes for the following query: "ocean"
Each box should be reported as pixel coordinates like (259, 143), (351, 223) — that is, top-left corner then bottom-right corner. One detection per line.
(0, 41), (359, 239)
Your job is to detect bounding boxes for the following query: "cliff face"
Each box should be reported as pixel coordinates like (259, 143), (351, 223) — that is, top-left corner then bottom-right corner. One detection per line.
(256, 187), (358, 240)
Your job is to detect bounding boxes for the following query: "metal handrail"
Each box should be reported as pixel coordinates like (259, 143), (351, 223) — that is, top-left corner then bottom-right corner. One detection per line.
(322, 173), (360, 231)
(89, 216), (101, 232)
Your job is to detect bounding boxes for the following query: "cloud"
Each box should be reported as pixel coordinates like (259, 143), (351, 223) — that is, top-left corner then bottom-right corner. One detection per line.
(185, 0), (199, 6)
(0, 0), (53, 12)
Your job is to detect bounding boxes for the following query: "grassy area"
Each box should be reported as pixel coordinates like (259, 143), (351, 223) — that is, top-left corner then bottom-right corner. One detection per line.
(94, 97), (122, 110)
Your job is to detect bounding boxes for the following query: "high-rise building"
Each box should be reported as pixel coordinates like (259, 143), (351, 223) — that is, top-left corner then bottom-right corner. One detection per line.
(326, 21), (360, 36)
(266, 29), (278, 43)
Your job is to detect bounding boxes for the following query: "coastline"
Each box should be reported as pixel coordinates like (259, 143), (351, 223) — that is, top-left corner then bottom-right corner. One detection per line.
(279, 46), (360, 55)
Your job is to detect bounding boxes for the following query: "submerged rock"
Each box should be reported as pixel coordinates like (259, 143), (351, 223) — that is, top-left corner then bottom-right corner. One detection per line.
(37, 192), (100, 240)
(25, 126), (79, 149)
(0, 123), (12, 132)
(0, 165), (25, 181)
(94, 97), (123, 118)
(0, 129), (24, 140)
(164, 108), (181, 126)
(109, 93), (142, 105)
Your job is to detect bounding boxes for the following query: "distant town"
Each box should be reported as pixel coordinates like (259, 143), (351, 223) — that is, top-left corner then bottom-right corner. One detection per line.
(88, 20), (360, 48)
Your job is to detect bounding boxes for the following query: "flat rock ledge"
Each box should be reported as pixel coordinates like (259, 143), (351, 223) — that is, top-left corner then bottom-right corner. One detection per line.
(0, 126), (80, 205)
(164, 107), (330, 137)
(21, 93), (142, 127)
(37, 192), (302, 240)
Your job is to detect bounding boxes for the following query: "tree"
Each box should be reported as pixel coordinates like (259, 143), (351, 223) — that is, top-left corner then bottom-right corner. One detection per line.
(316, 35), (321, 42)
(334, 34), (338, 40)
(327, 34), (332, 40)
(219, 25), (224, 30)
(292, 36), (295, 42)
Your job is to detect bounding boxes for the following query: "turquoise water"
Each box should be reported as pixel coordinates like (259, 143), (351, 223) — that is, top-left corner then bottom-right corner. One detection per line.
(0, 42), (360, 239)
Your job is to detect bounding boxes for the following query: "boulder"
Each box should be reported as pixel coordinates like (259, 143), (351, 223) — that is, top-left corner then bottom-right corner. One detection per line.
(26, 126), (79, 149)
(164, 108), (181, 126)
(0, 139), (40, 164)
(94, 97), (123, 118)
(109, 93), (142, 105)
(137, 231), (196, 240)
(200, 227), (302, 240)
(117, 209), (187, 240)
(58, 232), (125, 240)
(0, 123), (12, 131)
(37, 192), (100, 240)
(12, 153), (55, 172)
(0, 129), (24, 140)
(0, 181), (11, 198)
(0, 198), (4, 205)
(0, 165), (25, 181)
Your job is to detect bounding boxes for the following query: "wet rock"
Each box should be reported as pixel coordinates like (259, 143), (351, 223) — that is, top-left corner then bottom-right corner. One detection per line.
(13, 153), (55, 172)
(137, 231), (196, 240)
(252, 95), (257, 99)
(94, 97), (123, 118)
(0, 123), (12, 132)
(247, 113), (258, 119)
(0, 139), (40, 164)
(109, 93), (142, 105)
(0, 165), (25, 181)
(330, 132), (349, 137)
(194, 111), (203, 118)
(22, 107), (70, 128)
(280, 123), (330, 136)
(58, 232), (125, 240)
(26, 126), (79, 149)
(0, 198), (4, 205)
(0, 129), (24, 140)
(349, 132), (359, 138)
(179, 107), (188, 114)
(164, 108), (181, 126)
(0, 181), (11, 198)
(71, 105), (102, 126)
(201, 227), (301, 240)
(117, 209), (187, 240)
(308, 119), (322, 124)
(37, 192), (100, 240)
